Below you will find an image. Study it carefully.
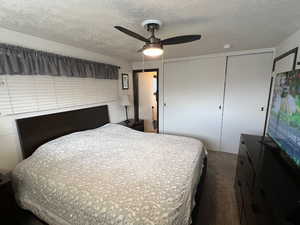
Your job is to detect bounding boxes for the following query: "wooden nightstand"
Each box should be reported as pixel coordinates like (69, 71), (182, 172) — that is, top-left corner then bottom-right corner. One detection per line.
(119, 119), (144, 132)
(0, 172), (17, 224)
(0, 172), (47, 225)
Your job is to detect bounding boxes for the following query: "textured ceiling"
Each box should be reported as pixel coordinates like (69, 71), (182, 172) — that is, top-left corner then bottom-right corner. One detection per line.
(0, 0), (299, 62)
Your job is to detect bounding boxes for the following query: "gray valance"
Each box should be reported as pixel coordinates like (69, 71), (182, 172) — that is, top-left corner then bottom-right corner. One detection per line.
(0, 44), (119, 79)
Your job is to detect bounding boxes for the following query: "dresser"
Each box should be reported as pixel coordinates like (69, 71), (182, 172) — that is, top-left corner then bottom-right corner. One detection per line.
(235, 134), (300, 225)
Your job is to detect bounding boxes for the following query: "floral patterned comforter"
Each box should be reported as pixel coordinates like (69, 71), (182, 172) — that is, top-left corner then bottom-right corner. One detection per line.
(12, 124), (206, 225)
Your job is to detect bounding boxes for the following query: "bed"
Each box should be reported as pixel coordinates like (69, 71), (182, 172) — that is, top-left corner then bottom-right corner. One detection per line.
(12, 105), (207, 225)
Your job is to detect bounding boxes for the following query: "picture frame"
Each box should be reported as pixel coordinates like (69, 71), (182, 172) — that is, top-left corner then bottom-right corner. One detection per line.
(122, 73), (129, 89)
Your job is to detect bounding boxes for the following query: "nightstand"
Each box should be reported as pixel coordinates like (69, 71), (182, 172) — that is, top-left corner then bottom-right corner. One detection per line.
(119, 119), (144, 132)
(0, 172), (47, 225)
(0, 172), (17, 224)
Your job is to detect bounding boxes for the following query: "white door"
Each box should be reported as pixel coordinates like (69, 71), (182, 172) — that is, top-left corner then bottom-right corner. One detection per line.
(221, 52), (273, 153)
(163, 57), (226, 150)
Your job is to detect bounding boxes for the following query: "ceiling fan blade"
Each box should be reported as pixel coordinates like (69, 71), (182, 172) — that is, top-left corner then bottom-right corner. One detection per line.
(114, 26), (149, 43)
(161, 35), (201, 45)
(137, 48), (144, 53)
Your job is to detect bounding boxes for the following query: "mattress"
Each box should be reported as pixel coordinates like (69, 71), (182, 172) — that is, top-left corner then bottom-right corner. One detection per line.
(12, 124), (206, 225)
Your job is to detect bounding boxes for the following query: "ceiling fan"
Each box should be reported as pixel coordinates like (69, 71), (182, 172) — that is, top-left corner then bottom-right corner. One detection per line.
(114, 19), (201, 57)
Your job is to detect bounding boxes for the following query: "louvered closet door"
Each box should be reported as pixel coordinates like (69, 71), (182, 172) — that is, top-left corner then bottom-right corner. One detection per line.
(221, 52), (273, 153)
(163, 57), (226, 151)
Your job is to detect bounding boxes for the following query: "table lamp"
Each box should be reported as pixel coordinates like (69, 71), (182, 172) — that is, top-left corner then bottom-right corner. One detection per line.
(120, 94), (131, 123)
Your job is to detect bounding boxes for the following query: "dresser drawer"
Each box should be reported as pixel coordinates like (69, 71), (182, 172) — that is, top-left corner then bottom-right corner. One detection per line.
(253, 186), (276, 225)
(243, 184), (275, 225)
(0, 181), (18, 223)
(234, 175), (244, 219)
(242, 184), (260, 225)
(243, 136), (262, 170)
(236, 135), (300, 225)
(240, 208), (248, 225)
(237, 139), (255, 191)
(256, 149), (300, 225)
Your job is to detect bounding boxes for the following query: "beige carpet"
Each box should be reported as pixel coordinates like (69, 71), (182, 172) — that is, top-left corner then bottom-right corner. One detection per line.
(194, 150), (240, 225)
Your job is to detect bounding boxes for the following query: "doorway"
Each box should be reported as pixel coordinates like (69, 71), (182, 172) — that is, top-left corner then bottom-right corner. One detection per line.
(133, 69), (159, 133)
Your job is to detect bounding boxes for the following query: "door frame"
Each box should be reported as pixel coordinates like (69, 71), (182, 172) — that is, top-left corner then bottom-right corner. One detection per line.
(132, 68), (159, 133)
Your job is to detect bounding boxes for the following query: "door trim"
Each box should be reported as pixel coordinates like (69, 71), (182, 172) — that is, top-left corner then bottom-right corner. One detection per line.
(219, 56), (229, 151)
(132, 68), (159, 133)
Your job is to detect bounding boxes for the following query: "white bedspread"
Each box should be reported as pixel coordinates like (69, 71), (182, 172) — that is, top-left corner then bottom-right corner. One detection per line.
(12, 124), (206, 225)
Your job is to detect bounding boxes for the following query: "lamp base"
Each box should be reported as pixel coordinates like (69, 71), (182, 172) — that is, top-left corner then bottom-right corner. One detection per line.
(125, 106), (129, 123)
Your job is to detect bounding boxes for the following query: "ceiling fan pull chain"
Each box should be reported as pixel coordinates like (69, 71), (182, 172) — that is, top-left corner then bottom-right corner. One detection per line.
(143, 53), (145, 73)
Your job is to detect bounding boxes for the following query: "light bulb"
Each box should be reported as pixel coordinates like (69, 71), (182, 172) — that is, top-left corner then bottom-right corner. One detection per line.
(143, 47), (164, 57)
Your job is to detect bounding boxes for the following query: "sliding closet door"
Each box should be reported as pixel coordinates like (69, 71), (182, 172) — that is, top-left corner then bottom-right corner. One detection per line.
(163, 57), (226, 150)
(221, 52), (273, 153)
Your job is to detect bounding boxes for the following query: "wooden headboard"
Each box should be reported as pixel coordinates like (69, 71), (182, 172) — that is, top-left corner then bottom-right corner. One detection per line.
(16, 105), (110, 159)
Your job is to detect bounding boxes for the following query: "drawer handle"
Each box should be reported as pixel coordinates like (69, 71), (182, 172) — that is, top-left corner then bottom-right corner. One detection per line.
(238, 180), (242, 186)
(247, 154), (253, 165)
(259, 188), (266, 199)
(251, 203), (261, 214)
(241, 141), (245, 145)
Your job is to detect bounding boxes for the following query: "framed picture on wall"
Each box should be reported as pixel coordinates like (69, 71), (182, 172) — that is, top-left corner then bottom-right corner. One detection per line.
(122, 73), (129, 89)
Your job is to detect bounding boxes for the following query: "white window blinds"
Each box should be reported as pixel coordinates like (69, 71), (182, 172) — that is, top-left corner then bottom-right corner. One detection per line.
(0, 75), (118, 116)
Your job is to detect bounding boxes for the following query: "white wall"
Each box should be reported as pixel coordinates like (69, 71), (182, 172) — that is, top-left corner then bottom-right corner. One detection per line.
(276, 29), (300, 58)
(0, 28), (133, 171)
(275, 28), (300, 72)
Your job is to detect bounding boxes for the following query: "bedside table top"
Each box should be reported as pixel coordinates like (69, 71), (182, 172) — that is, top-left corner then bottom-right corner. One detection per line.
(119, 119), (143, 127)
(118, 119), (144, 132)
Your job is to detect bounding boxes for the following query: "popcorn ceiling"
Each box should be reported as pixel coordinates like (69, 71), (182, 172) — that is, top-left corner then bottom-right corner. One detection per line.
(0, 0), (299, 61)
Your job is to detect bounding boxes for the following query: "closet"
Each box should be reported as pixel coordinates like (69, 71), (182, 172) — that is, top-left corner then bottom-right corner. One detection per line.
(163, 57), (226, 150)
(221, 53), (273, 153)
(163, 52), (273, 153)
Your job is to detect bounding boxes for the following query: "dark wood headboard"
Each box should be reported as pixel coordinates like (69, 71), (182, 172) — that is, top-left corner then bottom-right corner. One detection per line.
(16, 105), (110, 159)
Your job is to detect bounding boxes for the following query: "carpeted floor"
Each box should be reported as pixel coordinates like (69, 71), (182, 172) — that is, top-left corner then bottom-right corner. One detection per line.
(194, 150), (240, 225)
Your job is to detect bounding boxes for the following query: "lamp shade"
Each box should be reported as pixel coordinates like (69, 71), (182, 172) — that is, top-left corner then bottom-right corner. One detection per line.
(120, 95), (131, 106)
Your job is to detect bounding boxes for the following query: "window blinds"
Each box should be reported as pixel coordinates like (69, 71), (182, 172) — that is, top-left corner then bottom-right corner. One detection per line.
(0, 75), (118, 116)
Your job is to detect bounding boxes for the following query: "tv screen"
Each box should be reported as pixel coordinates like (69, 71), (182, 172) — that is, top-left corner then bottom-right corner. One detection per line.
(268, 69), (300, 167)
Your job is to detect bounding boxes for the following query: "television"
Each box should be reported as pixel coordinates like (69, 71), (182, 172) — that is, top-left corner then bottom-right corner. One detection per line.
(267, 69), (300, 168)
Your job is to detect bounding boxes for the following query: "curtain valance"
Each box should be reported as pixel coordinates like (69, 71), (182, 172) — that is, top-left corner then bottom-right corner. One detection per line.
(0, 44), (119, 79)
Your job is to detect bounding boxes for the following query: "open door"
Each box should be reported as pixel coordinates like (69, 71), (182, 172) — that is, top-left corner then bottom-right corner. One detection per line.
(133, 69), (159, 133)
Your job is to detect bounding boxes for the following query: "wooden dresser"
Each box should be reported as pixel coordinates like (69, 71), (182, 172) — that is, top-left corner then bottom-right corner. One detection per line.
(235, 134), (300, 225)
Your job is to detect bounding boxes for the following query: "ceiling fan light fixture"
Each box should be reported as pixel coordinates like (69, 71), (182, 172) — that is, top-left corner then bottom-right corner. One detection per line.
(115, 20), (201, 57)
(142, 43), (164, 57)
